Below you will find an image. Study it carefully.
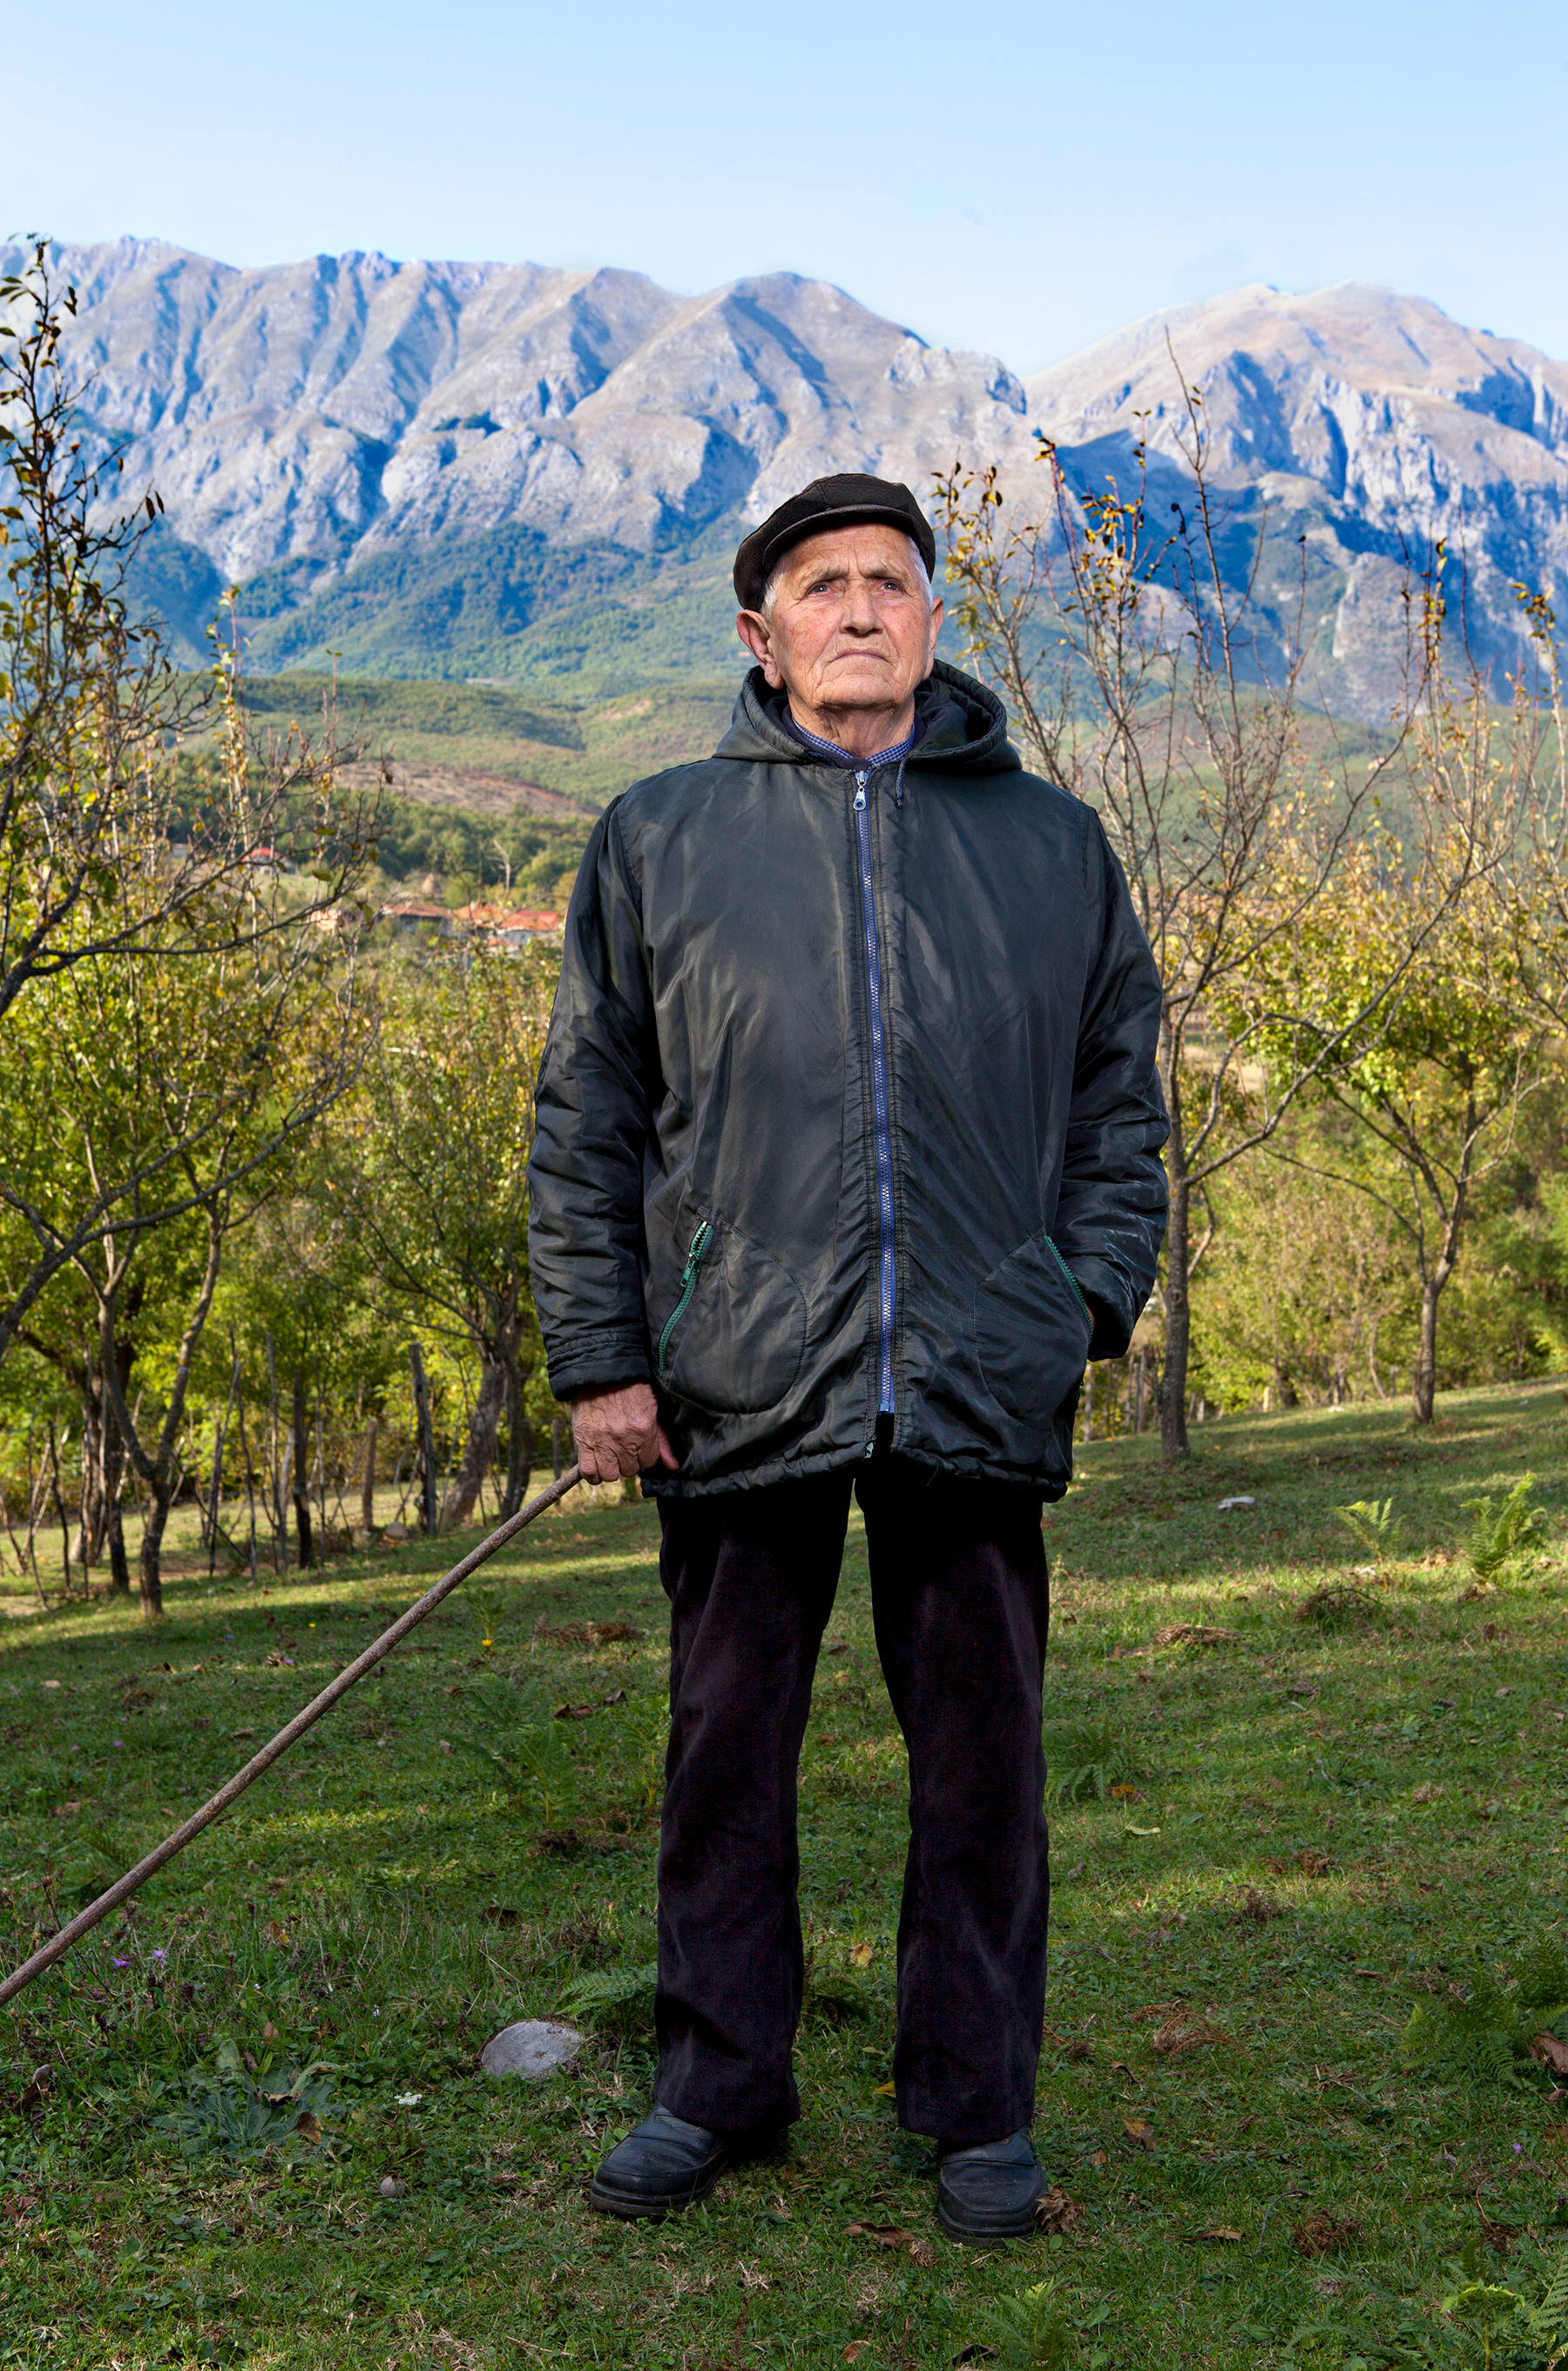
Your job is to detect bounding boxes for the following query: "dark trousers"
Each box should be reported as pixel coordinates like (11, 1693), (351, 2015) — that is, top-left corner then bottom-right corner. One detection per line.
(652, 1461), (1050, 2147)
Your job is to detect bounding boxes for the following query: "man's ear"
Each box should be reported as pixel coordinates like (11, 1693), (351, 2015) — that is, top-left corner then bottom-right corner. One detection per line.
(736, 608), (783, 686)
(924, 594), (944, 674)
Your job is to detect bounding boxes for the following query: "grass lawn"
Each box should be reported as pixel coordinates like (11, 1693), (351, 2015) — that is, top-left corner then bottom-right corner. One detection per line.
(3, 1381), (1567, 2369)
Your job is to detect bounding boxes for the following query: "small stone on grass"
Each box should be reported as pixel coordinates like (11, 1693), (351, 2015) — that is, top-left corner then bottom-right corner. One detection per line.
(481, 2018), (583, 2079)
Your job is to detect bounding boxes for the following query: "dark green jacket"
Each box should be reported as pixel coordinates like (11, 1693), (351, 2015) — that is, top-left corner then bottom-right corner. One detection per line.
(527, 660), (1168, 1496)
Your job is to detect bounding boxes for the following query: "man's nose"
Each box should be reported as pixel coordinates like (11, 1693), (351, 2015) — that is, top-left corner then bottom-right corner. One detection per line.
(839, 581), (883, 636)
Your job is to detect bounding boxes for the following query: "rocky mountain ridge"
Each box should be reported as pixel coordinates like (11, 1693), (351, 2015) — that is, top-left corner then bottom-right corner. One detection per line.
(13, 240), (1568, 712)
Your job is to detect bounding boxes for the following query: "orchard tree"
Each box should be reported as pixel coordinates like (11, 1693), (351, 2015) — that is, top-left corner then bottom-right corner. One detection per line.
(0, 244), (381, 1372)
(937, 406), (1482, 1458)
(335, 943), (555, 1526)
(7, 874), (368, 1615)
(1240, 633), (1558, 1423)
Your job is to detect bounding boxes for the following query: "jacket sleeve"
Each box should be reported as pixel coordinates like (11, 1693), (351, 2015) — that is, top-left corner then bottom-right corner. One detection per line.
(1052, 811), (1170, 1359)
(527, 799), (661, 1399)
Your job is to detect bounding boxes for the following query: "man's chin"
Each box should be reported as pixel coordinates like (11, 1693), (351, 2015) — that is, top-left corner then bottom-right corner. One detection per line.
(812, 672), (907, 713)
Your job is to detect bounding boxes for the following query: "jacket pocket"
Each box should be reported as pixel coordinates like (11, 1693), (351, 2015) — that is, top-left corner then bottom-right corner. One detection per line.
(972, 1231), (1093, 1432)
(652, 1213), (808, 1416)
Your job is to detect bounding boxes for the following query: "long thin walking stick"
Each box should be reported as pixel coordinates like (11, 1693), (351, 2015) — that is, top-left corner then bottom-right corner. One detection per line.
(0, 1463), (583, 2010)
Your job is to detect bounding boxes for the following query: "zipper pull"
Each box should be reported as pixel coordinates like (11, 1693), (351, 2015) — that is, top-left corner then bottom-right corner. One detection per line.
(853, 770), (868, 810)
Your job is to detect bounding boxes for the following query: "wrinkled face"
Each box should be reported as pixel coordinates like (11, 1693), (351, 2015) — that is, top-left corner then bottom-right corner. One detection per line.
(737, 523), (943, 725)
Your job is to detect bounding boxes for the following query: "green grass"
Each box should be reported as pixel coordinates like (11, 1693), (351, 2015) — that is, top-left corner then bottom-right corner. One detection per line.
(3, 1380), (1567, 2368)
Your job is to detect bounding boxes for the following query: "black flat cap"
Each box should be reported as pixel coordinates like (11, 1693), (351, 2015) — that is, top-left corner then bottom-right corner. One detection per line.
(733, 473), (937, 611)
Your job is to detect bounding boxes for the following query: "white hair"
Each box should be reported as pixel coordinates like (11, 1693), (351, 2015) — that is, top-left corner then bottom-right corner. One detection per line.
(760, 531), (933, 618)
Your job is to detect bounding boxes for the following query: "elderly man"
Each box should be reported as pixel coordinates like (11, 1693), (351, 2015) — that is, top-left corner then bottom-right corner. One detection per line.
(527, 472), (1166, 2240)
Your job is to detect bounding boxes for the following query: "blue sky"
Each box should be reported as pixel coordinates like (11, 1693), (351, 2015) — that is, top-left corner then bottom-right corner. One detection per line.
(8, 0), (1566, 371)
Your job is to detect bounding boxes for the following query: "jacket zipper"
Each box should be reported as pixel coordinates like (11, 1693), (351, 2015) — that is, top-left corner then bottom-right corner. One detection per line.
(1047, 1234), (1092, 1327)
(657, 1219), (714, 1371)
(853, 769), (897, 1427)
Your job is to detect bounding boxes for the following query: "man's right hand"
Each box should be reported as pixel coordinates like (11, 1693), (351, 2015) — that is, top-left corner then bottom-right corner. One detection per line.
(570, 1382), (679, 1483)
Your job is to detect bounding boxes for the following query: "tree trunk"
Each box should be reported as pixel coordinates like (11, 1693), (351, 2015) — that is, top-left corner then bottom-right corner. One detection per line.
(139, 1480), (172, 1618)
(360, 1417), (379, 1538)
(443, 1354), (507, 1528)
(502, 1361), (533, 1520)
(105, 1400), (131, 1594)
(75, 1359), (105, 1569)
(409, 1343), (437, 1535)
(1159, 1165), (1192, 1461)
(291, 1367), (314, 1569)
(1413, 1275), (1443, 1424)
(1272, 1361), (1300, 1410)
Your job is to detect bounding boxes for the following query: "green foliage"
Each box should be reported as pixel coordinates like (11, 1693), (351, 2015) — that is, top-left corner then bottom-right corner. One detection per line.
(1463, 1475), (1549, 1584)
(1440, 2235), (1568, 2369)
(156, 2038), (338, 2159)
(1401, 1936), (1568, 2091)
(1043, 1715), (1136, 1805)
(558, 1961), (659, 2036)
(229, 517), (754, 686)
(1337, 1496), (1398, 1561)
(452, 1678), (576, 1828)
(973, 2278), (1072, 2369)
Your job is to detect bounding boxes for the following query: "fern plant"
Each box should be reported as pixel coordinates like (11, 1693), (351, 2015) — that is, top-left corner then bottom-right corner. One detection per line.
(1336, 1496), (1397, 1564)
(1402, 1936), (1568, 2091)
(559, 1961), (658, 2036)
(1463, 1474), (1549, 1584)
(1441, 2234), (1568, 2369)
(973, 2278), (1071, 2369)
(1044, 1715), (1137, 1805)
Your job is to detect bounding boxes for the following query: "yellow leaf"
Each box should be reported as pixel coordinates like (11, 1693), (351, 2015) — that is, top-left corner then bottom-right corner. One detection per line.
(849, 1940), (874, 1969)
(874, 2079), (896, 2097)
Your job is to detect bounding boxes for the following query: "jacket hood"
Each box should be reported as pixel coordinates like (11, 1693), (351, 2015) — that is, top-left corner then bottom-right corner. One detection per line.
(715, 658), (1021, 778)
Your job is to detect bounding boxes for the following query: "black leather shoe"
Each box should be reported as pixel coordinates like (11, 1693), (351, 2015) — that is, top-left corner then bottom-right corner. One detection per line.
(936, 2129), (1049, 2243)
(589, 2106), (728, 2219)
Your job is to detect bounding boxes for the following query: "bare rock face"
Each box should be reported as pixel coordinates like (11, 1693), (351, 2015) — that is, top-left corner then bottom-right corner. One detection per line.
(23, 240), (1028, 581)
(1025, 280), (1568, 712)
(480, 2019), (582, 2080)
(10, 242), (1566, 715)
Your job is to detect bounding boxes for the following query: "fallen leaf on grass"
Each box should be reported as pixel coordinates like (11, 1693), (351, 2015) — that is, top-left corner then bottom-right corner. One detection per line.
(1291, 2211), (1361, 2257)
(1410, 1783), (1443, 1803)
(1089, 2148), (1108, 2166)
(844, 2209), (916, 2247)
(1180, 2226), (1242, 2243)
(842, 2347), (874, 2363)
(1034, 2186), (1083, 2233)
(849, 1941), (875, 1969)
(872, 2079), (896, 2097)
(294, 2111), (321, 2143)
(1109, 1782), (1139, 1800)
(1235, 1887), (1281, 1924)
(1530, 2032), (1568, 2077)
(1123, 2118), (1155, 2147)
(553, 1703), (594, 1722)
